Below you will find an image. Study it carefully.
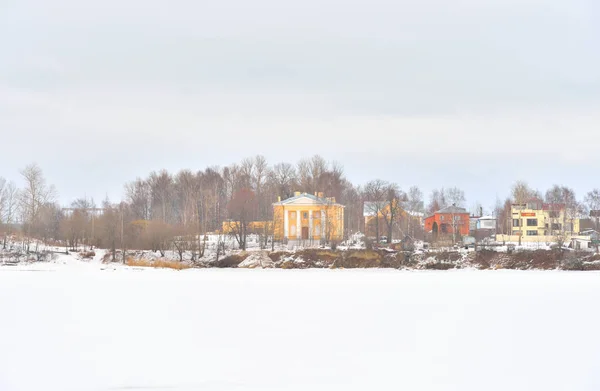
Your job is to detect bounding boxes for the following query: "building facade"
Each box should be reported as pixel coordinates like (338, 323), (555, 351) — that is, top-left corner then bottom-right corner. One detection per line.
(273, 192), (344, 242)
(424, 205), (470, 238)
(510, 199), (572, 237)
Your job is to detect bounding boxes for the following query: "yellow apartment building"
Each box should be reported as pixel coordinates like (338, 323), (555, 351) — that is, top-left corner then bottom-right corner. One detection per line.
(496, 198), (589, 243)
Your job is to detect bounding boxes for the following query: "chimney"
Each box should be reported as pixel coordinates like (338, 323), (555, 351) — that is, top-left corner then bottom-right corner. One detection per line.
(318, 192), (324, 198)
(278, 196), (281, 202)
(294, 191), (301, 197)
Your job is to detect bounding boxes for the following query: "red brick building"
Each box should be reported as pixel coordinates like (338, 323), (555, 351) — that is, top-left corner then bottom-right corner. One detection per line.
(424, 205), (470, 238)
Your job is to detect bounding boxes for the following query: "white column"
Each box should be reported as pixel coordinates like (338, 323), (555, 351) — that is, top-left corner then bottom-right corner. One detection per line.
(322, 209), (327, 239)
(296, 210), (301, 239)
(309, 210), (313, 239)
(283, 208), (288, 238)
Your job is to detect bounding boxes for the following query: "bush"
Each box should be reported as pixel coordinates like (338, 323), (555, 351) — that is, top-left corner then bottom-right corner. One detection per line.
(424, 261), (455, 270)
(126, 258), (192, 270)
(80, 251), (95, 259)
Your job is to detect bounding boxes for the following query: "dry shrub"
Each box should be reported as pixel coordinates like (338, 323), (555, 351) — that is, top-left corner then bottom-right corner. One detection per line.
(332, 250), (382, 268)
(424, 262), (456, 270)
(582, 262), (600, 271)
(472, 250), (494, 270)
(279, 259), (304, 269)
(126, 258), (192, 270)
(294, 249), (340, 268)
(500, 250), (561, 270)
(80, 251), (96, 259)
(436, 251), (461, 263)
(268, 251), (292, 263)
(380, 253), (402, 269)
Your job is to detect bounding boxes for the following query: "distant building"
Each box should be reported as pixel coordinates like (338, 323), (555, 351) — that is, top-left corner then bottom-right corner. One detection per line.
(273, 192), (344, 242)
(363, 201), (422, 239)
(496, 198), (590, 243)
(424, 205), (470, 239)
(510, 198), (576, 237)
(471, 215), (497, 242)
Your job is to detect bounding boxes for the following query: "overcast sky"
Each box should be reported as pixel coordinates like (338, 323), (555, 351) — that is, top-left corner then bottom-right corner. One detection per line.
(1, 0), (599, 211)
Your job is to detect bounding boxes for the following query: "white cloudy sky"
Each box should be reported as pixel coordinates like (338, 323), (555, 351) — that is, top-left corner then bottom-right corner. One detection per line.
(1, 0), (599, 209)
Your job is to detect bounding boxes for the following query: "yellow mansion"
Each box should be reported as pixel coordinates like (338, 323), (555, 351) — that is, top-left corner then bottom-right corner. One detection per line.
(273, 192), (345, 242)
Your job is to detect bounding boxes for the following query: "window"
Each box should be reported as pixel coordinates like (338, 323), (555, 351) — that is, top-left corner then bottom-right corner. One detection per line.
(526, 230), (538, 236)
(290, 211), (296, 219)
(551, 223), (561, 231)
(440, 215), (445, 221)
(314, 211), (320, 219)
(454, 215), (461, 221)
(303, 212), (308, 219)
(513, 219), (520, 227)
(548, 211), (560, 218)
(526, 219), (538, 227)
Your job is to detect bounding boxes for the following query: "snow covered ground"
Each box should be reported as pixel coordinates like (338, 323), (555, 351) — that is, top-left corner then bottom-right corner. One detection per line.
(1, 261), (600, 391)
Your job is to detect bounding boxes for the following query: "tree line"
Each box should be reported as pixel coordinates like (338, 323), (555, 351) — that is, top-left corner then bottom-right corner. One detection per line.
(1, 158), (600, 261)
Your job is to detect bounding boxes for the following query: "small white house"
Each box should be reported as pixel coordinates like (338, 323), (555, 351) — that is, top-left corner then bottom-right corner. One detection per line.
(476, 216), (497, 230)
(571, 237), (593, 251)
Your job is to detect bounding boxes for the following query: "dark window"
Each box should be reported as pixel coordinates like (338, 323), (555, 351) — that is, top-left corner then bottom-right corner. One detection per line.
(548, 211), (560, 218)
(551, 223), (561, 231)
(513, 219), (520, 227)
(527, 219), (538, 226)
(526, 230), (538, 236)
(303, 212), (308, 219)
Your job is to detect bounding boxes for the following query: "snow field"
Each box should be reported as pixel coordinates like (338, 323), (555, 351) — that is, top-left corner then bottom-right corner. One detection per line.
(0, 268), (599, 391)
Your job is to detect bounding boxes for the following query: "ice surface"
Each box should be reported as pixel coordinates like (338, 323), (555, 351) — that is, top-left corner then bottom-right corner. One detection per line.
(1, 264), (599, 391)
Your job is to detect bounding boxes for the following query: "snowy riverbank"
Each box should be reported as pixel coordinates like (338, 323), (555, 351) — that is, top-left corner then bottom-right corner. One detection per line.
(1, 263), (600, 391)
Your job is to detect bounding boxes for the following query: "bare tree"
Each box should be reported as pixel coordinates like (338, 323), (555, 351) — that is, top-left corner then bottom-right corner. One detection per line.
(585, 189), (600, 230)
(0, 181), (18, 249)
(19, 164), (56, 251)
(363, 179), (388, 242)
(545, 185), (578, 234)
(445, 187), (466, 208)
(379, 183), (406, 244)
(427, 188), (447, 214)
(125, 178), (151, 220)
(149, 170), (174, 223)
(511, 180), (539, 203)
(98, 197), (120, 261)
(227, 188), (257, 250)
(270, 162), (297, 199)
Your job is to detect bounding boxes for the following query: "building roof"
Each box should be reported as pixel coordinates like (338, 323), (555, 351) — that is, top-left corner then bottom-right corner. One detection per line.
(436, 205), (468, 214)
(478, 215), (495, 220)
(273, 192), (344, 207)
(363, 201), (389, 216)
